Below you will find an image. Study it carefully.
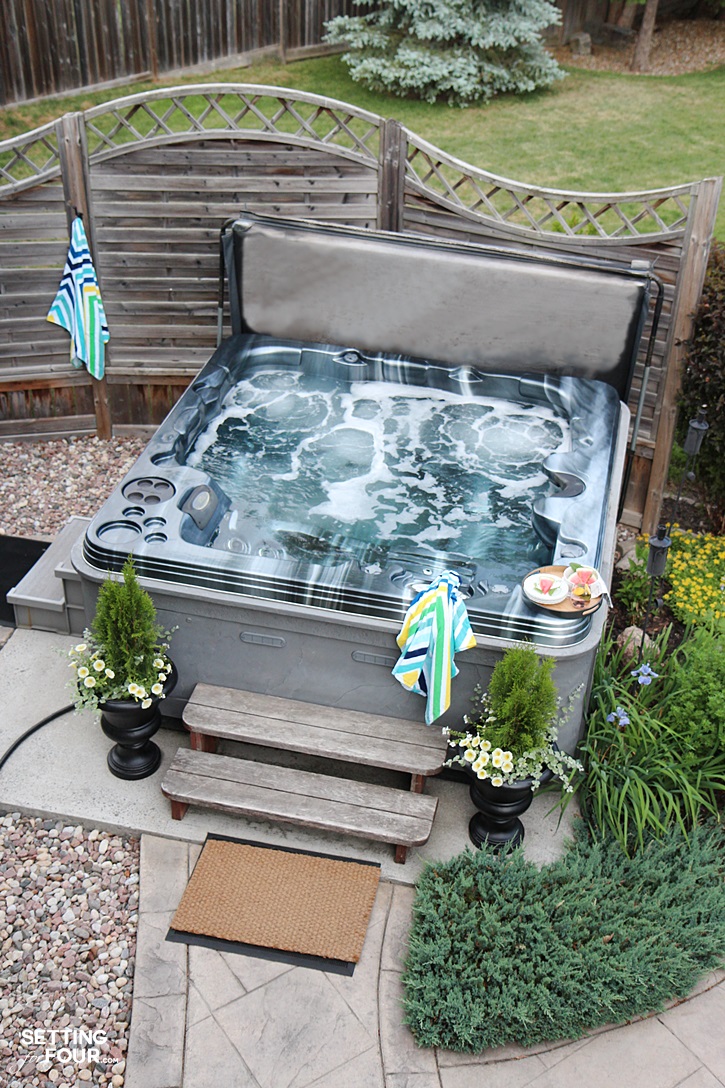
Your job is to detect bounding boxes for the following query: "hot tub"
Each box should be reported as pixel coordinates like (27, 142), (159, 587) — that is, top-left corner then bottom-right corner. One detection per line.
(81, 331), (623, 646)
(72, 213), (656, 747)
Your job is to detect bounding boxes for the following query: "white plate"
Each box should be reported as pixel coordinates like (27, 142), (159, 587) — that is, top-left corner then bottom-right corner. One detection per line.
(523, 573), (569, 605)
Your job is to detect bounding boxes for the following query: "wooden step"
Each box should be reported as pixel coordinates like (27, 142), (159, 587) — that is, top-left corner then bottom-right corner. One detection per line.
(182, 683), (448, 785)
(161, 747), (439, 864)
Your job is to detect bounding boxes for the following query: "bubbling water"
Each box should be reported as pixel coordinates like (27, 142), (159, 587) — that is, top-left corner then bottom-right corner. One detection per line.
(187, 369), (569, 566)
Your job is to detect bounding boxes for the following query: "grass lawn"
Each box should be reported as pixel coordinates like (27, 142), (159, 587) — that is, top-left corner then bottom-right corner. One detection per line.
(2, 53), (723, 239)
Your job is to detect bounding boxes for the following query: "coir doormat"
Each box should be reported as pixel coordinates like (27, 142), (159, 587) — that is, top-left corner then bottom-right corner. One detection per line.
(166, 834), (381, 975)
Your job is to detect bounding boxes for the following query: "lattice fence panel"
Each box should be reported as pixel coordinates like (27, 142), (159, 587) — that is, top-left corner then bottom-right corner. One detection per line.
(82, 87), (382, 166)
(405, 136), (693, 242)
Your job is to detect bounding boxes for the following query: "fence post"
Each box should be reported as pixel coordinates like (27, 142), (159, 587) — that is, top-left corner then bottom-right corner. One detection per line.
(641, 175), (723, 533)
(279, 0), (287, 63)
(56, 112), (113, 441)
(377, 119), (407, 233)
(145, 0), (159, 81)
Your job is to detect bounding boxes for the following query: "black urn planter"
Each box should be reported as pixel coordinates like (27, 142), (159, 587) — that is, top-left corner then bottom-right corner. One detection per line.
(467, 765), (554, 850)
(99, 661), (177, 780)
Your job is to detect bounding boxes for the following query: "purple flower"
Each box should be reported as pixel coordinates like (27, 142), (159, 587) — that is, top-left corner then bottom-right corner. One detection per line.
(606, 706), (630, 729)
(631, 663), (659, 686)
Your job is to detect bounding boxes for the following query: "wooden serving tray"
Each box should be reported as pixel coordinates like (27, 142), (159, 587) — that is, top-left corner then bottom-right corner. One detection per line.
(522, 564), (603, 615)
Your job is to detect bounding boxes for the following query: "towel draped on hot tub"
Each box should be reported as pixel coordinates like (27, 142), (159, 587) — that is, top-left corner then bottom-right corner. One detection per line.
(392, 570), (477, 725)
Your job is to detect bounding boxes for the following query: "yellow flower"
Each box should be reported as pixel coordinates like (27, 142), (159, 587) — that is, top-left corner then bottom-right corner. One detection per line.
(83, 676), (96, 688)
(78, 667), (89, 679)
(93, 659), (105, 672)
(490, 775), (504, 787)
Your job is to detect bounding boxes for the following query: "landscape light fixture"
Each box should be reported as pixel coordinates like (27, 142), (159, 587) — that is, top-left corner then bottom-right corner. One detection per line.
(639, 523), (671, 662)
(670, 405), (709, 529)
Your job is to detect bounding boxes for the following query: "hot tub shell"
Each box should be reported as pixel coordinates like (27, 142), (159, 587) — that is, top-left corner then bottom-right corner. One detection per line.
(72, 214), (656, 750)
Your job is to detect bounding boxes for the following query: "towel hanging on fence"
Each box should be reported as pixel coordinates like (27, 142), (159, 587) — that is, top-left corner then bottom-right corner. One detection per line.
(392, 570), (477, 725)
(47, 216), (109, 380)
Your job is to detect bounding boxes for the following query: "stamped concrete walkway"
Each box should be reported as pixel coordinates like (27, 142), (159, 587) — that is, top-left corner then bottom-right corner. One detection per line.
(1, 628), (724, 1087)
(127, 835), (725, 1088)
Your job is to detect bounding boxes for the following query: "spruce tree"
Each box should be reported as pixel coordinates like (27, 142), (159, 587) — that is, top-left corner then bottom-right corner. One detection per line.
(325, 0), (565, 107)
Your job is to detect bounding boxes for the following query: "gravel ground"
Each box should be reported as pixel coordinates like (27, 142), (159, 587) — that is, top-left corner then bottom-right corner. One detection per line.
(0, 814), (138, 1087)
(0, 438), (147, 540)
(553, 18), (725, 75)
(0, 439), (147, 1086)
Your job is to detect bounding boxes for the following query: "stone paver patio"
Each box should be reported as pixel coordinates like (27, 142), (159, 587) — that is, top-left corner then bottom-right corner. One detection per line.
(127, 836), (725, 1088)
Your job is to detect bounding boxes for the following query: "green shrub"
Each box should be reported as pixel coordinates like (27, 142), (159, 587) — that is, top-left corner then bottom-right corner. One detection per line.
(680, 241), (725, 522)
(483, 643), (558, 753)
(403, 824), (725, 1051)
(324, 0), (565, 107)
(447, 644), (582, 791)
(661, 623), (725, 760)
(90, 558), (166, 685)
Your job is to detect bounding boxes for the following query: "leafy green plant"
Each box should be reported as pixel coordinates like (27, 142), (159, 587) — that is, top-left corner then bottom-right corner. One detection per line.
(614, 535), (651, 623)
(403, 824), (725, 1051)
(324, 0), (565, 107)
(579, 625), (725, 854)
(69, 558), (173, 713)
(661, 622), (725, 760)
(446, 644), (582, 791)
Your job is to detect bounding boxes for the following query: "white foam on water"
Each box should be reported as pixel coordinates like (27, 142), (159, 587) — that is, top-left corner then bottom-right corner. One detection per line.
(188, 368), (570, 562)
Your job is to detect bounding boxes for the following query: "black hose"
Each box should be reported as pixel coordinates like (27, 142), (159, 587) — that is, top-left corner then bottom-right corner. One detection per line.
(0, 705), (75, 773)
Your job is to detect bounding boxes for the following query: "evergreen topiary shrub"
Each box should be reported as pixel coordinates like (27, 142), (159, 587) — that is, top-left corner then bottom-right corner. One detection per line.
(324, 0), (565, 107)
(680, 240), (725, 525)
(403, 825), (725, 1051)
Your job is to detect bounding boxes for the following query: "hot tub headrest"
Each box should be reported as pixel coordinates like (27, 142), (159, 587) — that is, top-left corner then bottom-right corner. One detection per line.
(223, 213), (654, 400)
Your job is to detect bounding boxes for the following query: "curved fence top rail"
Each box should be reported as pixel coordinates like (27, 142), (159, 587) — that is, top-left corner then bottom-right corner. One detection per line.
(403, 131), (699, 244)
(0, 83), (711, 242)
(0, 117), (62, 190)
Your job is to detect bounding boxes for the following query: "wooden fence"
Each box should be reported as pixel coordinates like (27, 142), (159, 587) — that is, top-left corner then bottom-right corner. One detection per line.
(0, 0), (356, 105)
(0, 84), (721, 531)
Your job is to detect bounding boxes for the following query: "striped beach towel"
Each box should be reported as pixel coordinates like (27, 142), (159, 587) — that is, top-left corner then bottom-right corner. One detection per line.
(392, 570), (477, 725)
(47, 216), (109, 380)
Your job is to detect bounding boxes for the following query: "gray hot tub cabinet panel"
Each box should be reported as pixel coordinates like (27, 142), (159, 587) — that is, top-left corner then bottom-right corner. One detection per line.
(72, 536), (610, 754)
